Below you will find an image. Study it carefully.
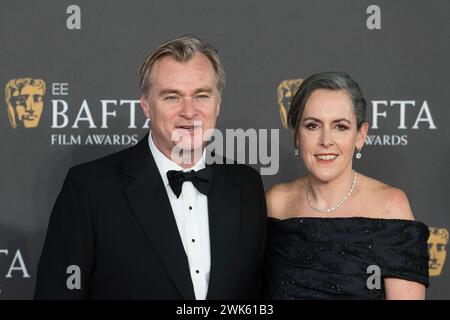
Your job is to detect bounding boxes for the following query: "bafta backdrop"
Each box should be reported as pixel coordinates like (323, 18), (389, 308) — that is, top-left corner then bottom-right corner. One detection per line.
(0, 0), (448, 299)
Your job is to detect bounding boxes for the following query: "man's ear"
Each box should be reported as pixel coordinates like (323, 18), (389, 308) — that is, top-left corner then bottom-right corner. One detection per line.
(140, 96), (151, 119)
(356, 122), (369, 149)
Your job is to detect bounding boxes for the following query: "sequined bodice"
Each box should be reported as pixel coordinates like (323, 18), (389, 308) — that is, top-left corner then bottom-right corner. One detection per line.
(264, 217), (429, 300)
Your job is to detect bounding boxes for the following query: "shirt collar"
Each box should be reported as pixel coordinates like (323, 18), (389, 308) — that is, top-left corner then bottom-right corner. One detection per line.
(148, 131), (206, 187)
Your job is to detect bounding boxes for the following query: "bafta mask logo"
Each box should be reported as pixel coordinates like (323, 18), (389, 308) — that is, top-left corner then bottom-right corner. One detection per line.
(277, 79), (303, 128)
(428, 227), (448, 276)
(5, 78), (46, 128)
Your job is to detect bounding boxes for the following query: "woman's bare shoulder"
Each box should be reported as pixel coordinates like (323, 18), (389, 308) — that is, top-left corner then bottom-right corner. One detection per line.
(357, 173), (415, 221)
(266, 177), (308, 219)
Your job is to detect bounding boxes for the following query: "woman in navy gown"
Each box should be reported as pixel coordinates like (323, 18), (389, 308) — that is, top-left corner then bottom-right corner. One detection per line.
(264, 72), (429, 299)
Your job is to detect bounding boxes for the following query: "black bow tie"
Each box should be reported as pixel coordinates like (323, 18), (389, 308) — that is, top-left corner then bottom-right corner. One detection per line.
(166, 167), (212, 198)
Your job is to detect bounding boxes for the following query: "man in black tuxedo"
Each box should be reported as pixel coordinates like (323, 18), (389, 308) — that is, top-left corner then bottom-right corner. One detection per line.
(34, 36), (267, 299)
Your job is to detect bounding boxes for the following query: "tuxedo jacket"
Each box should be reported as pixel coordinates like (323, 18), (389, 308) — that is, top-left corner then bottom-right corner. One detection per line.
(34, 134), (267, 299)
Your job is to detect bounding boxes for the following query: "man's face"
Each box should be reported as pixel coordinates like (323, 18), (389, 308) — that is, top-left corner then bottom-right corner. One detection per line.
(140, 53), (221, 162)
(7, 84), (44, 128)
(428, 228), (448, 276)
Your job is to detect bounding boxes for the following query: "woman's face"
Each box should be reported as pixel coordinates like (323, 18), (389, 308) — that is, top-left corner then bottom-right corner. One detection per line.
(297, 89), (368, 183)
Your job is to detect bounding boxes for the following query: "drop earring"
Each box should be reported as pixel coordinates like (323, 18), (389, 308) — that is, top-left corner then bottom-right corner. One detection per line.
(356, 148), (362, 159)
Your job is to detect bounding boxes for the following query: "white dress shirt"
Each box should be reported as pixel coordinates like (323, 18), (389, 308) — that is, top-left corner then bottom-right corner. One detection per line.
(148, 132), (211, 300)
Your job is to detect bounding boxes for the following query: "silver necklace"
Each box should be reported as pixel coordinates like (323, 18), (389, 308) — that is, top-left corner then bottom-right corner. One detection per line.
(307, 170), (357, 213)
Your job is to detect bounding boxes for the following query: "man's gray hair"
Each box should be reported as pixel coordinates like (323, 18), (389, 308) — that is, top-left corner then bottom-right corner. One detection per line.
(139, 35), (225, 95)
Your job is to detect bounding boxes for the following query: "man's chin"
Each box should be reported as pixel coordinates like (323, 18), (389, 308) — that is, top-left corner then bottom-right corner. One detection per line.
(173, 138), (205, 151)
(173, 127), (203, 137)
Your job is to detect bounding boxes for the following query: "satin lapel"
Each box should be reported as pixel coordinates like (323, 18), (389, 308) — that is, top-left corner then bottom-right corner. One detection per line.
(206, 166), (240, 299)
(122, 135), (195, 299)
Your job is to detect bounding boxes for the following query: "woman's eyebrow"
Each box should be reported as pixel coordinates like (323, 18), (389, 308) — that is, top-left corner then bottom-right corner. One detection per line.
(302, 117), (351, 124)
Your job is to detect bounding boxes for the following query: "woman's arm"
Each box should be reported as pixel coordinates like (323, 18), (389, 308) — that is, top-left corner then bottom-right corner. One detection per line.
(385, 278), (425, 300)
(383, 187), (426, 300)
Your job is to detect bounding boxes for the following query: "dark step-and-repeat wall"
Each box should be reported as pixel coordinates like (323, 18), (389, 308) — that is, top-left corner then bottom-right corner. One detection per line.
(0, 1), (448, 299)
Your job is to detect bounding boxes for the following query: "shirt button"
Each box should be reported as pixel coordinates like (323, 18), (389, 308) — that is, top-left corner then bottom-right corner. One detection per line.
(192, 239), (195, 243)
(189, 206), (192, 210)
(195, 270), (199, 274)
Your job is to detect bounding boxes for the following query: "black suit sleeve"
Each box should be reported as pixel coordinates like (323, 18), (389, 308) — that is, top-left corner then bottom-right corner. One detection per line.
(253, 169), (267, 299)
(34, 167), (95, 299)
